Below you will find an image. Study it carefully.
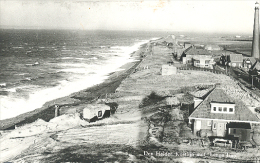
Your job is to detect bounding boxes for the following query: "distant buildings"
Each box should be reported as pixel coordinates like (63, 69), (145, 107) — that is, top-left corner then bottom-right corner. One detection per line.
(163, 35), (177, 47)
(219, 55), (227, 66)
(184, 42), (192, 49)
(227, 54), (243, 67)
(161, 65), (177, 75)
(249, 61), (260, 76)
(181, 46), (215, 69)
(219, 53), (243, 68)
(243, 57), (257, 69)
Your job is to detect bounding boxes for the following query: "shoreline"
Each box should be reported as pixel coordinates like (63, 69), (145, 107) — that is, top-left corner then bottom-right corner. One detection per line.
(0, 43), (147, 130)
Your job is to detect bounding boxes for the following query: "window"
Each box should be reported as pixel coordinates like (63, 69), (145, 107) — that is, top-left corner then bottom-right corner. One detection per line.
(205, 60), (210, 64)
(207, 121), (212, 126)
(98, 111), (102, 117)
(194, 60), (200, 64)
(211, 103), (235, 114)
(233, 129), (236, 134)
(213, 123), (217, 129)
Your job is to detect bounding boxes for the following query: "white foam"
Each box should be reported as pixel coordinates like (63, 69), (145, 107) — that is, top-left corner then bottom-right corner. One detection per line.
(7, 88), (16, 93)
(0, 39), (150, 120)
(75, 58), (85, 60)
(0, 83), (6, 87)
(91, 57), (98, 60)
(12, 47), (24, 49)
(61, 68), (88, 74)
(61, 57), (73, 59)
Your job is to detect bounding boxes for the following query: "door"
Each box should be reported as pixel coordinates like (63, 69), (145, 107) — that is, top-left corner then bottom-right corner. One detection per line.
(196, 120), (201, 130)
(217, 123), (225, 137)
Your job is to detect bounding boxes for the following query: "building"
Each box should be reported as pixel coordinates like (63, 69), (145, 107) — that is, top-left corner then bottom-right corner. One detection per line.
(184, 42), (192, 49)
(219, 54), (227, 66)
(83, 104), (111, 122)
(243, 57), (257, 69)
(162, 35), (177, 47)
(161, 65), (177, 75)
(181, 47), (215, 69)
(187, 55), (215, 69)
(189, 88), (260, 138)
(227, 54), (243, 67)
(249, 61), (260, 76)
(226, 122), (251, 141)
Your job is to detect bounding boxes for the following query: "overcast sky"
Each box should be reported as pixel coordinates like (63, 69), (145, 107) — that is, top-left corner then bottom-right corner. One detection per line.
(0, 0), (258, 34)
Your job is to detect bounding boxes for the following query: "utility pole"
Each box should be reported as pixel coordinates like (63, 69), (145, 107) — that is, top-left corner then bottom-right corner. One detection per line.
(251, 75), (257, 89)
(225, 47), (228, 75)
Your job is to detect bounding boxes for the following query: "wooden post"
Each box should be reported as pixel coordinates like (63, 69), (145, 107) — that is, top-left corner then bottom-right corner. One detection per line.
(55, 105), (60, 117)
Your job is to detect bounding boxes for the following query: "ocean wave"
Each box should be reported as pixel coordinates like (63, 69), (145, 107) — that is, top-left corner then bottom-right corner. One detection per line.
(0, 36), (152, 120)
(60, 68), (88, 74)
(61, 57), (73, 59)
(0, 83), (7, 87)
(90, 57), (98, 60)
(7, 88), (17, 92)
(12, 47), (24, 49)
(75, 58), (85, 60)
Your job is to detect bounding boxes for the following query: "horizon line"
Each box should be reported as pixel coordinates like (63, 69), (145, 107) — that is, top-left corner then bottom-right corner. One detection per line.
(0, 27), (253, 35)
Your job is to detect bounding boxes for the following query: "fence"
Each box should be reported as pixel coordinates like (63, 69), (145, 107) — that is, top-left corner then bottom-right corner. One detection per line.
(177, 67), (226, 75)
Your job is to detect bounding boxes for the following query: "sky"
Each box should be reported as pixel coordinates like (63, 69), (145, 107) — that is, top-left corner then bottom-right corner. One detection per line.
(0, 0), (258, 34)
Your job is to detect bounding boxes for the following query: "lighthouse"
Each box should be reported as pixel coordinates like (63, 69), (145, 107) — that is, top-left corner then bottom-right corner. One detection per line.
(252, 1), (260, 59)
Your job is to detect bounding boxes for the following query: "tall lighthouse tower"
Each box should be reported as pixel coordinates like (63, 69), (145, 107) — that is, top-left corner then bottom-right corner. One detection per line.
(252, 1), (260, 59)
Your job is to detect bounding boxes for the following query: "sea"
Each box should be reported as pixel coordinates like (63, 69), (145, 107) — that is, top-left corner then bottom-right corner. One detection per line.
(0, 29), (170, 120)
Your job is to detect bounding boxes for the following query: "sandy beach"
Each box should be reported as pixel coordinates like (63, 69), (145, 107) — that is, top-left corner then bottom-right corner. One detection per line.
(0, 44), (145, 130)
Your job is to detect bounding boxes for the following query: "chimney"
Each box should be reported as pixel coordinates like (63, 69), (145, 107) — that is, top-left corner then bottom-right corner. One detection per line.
(252, 1), (260, 59)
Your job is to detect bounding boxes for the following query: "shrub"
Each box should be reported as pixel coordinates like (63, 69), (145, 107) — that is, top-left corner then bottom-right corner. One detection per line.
(255, 107), (260, 113)
(139, 91), (165, 108)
